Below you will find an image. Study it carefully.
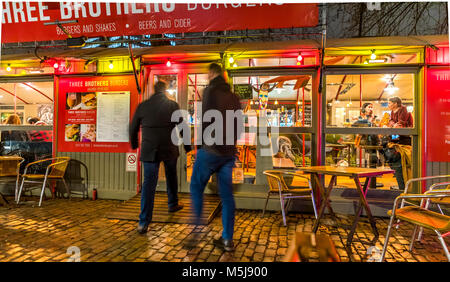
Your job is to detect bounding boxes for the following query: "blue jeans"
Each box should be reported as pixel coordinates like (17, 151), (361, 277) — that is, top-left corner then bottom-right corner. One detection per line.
(190, 149), (236, 240)
(139, 159), (179, 227)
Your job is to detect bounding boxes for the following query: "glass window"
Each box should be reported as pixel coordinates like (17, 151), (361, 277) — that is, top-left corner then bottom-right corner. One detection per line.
(233, 75), (312, 127)
(326, 73), (414, 128)
(0, 81), (54, 172)
(154, 74), (178, 102)
(235, 56), (316, 67)
(325, 133), (412, 190)
(324, 51), (421, 66)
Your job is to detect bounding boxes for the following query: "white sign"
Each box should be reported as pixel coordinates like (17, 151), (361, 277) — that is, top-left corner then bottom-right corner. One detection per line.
(96, 91), (130, 142)
(126, 153), (137, 172)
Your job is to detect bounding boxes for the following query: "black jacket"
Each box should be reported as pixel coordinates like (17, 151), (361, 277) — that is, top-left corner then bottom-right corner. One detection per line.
(129, 91), (187, 162)
(201, 75), (243, 156)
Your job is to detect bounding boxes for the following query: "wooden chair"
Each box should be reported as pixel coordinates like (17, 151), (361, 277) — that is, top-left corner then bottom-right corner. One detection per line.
(17, 157), (71, 207)
(379, 189), (450, 262)
(262, 170), (318, 226)
(0, 156), (24, 202)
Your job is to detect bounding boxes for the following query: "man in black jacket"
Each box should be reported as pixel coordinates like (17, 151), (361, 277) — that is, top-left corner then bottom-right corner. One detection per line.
(189, 63), (243, 251)
(130, 80), (188, 234)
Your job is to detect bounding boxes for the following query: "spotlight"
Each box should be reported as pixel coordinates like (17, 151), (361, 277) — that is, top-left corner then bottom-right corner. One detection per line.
(109, 60), (114, 69)
(6, 64), (11, 72)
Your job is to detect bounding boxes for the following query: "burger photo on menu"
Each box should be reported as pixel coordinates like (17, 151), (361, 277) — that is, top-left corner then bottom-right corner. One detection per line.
(65, 124), (80, 142)
(69, 92), (97, 110)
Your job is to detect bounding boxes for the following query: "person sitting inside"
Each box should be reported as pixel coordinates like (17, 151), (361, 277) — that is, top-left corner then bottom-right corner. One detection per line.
(27, 117), (53, 142)
(382, 96), (413, 190)
(1, 114), (29, 142)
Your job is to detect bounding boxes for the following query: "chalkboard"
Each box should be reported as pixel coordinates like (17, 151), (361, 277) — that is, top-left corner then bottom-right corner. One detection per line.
(233, 84), (253, 99)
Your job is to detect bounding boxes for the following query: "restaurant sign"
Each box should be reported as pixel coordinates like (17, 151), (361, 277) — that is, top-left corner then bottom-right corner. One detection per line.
(58, 75), (138, 153)
(426, 68), (450, 162)
(1, 2), (319, 43)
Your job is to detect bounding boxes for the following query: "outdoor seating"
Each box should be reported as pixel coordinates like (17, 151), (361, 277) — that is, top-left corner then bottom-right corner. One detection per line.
(262, 170), (318, 226)
(379, 189), (450, 262)
(0, 156), (24, 202)
(16, 157), (71, 207)
(64, 159), (89, 199)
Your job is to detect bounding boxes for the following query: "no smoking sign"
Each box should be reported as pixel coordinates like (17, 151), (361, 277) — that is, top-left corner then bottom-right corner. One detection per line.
(126, 153), (137, 172)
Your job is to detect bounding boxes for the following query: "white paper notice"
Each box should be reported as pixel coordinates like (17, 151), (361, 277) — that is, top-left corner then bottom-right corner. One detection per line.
(96, 91), (130, 142)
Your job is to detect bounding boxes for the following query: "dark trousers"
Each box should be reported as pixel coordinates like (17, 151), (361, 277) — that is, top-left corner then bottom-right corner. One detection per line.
(389, 160), (405, 190)
(139, 159), (179, 226)
(190, 149), (236, 240)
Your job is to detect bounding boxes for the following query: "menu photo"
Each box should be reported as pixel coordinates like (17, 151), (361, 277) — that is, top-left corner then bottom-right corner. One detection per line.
(66, 92), (97, 110)
(65, 124), (80, 142)
(80, 124), (96, 142)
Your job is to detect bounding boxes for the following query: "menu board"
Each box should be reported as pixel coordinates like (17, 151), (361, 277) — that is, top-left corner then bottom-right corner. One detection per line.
(426, 68), (450, 162)
(234, 84), (253, 99)
(58, 76), (138, 153)
(96, 92), (130, 142)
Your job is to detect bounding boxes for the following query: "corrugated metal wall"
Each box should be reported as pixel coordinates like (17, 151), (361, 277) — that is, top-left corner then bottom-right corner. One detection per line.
(58, 152), (137, 200)
(427, 162), (450, 186)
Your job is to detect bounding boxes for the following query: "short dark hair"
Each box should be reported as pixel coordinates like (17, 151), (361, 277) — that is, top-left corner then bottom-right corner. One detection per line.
(209, 63), (223, 76)
(388, 96), (402, 106)
(154, 80), (167, 93)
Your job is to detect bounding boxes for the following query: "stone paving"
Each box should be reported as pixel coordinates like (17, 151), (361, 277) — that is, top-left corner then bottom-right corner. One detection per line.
(0, 197), (448, 262)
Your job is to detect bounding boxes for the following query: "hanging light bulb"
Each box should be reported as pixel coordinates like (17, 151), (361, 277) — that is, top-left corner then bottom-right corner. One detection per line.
(250, 100), (254, 105)
(363, 60), (369, 65)
(109, 60), (114, 69)
(53, 62), (59, 69)
(370, 50), (376, 60)
(297, 53), (303, 62)
(232, 63), (237, 68)
(297, 101), (301, 105)
(274, 100), (279, 105)
(166, 58), (172, 67)
(6, 64), (11, 72)
(228, 56), (234, 64)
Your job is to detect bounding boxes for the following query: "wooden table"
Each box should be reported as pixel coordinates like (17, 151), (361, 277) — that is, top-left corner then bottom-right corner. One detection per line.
(294, 166), (394, 246)
(0, 156), (24, 202)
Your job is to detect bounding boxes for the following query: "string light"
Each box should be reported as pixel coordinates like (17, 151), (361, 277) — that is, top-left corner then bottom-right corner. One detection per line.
(109, 60), (114, 69)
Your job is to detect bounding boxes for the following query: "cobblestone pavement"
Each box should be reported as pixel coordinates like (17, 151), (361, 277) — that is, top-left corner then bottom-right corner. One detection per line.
(0, 198), (448, 262)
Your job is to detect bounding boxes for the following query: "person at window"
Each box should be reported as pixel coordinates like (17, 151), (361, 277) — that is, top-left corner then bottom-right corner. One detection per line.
(382, 96), (413, 190)
(27, 117), (53, 142)
(1, 114), (29, 142)
(388, 96), (413, 129)
(353, 103), (377, 127)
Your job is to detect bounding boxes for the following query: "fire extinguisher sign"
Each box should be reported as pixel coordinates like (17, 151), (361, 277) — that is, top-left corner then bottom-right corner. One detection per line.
(126, 153), (137, 172)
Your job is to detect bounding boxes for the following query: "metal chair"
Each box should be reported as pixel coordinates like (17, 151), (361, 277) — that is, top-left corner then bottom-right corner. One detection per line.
(262, 170), (318, 226)
(379, 189), (450, 262)
(397, 175), (450, 241)
(17, 157), (71, 207)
